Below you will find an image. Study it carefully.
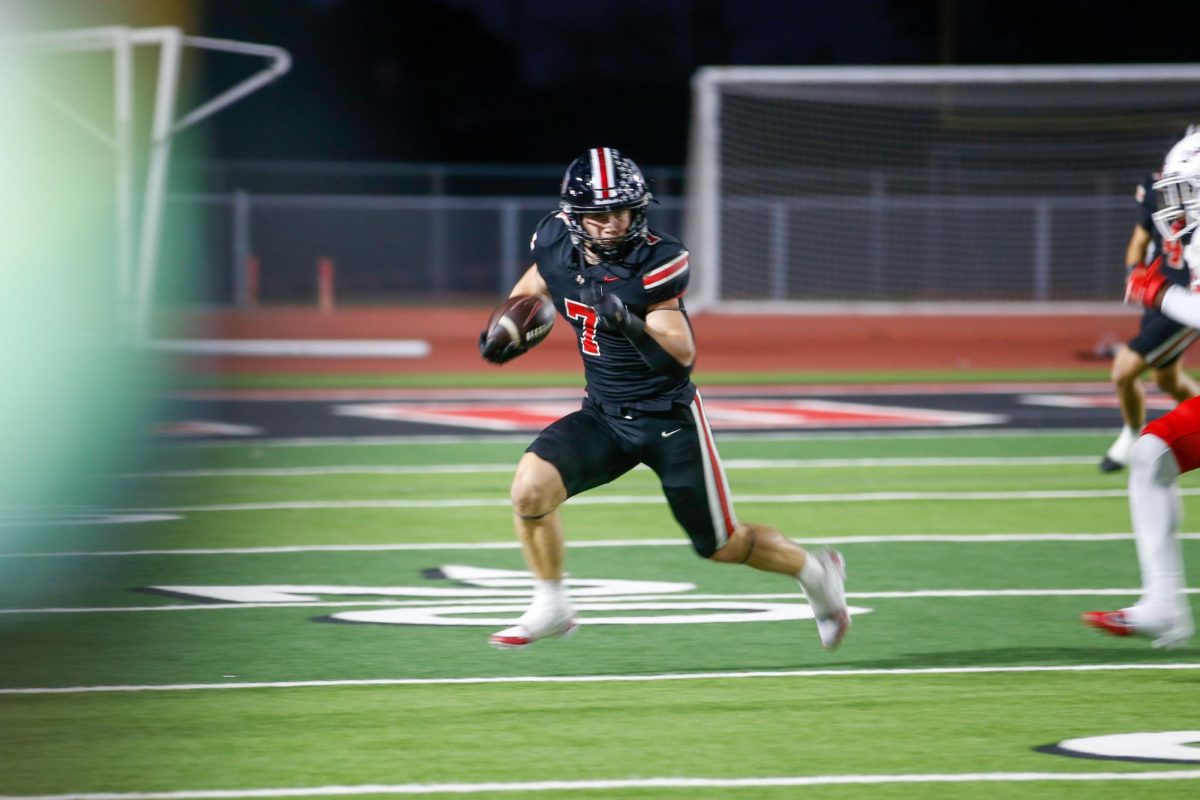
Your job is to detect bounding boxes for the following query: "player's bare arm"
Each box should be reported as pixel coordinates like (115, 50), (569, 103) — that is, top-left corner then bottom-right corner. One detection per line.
(1125, 224), (1152, 269)
(645, 297), (696, 367)
(480, 265), (555, 365)
(508, 263), (551, 300)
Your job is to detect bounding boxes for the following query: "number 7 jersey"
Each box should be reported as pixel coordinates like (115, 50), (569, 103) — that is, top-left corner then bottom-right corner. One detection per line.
(530, 211), (695, 411)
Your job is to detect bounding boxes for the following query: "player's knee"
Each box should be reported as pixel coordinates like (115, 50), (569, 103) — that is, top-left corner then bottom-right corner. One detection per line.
(1154, 369), (1192, 398)
(510, 458), (564, 518)
(1128, 435), (1155, 472)
(1111, 348), (1144, 385)
(1129, 434), (1177, 485)
(706, 526), (751, 563)
(510, 475), (550, 518)
(1112, 364), (1141, 387)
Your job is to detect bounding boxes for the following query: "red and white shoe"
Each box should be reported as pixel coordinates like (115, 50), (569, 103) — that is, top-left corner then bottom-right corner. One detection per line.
(488, 608), (579, 650)
(1083, 606), (1193, 649)
(1081, 610), (1137, 637)
(800, 549), (850, 650)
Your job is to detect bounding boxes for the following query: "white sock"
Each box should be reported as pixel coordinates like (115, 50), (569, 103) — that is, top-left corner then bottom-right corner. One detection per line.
(797, 553), (825, 590)
(532, 579), (567, 606)
(1128, 434), (1187, 614)
(1107, 425), (1139, 462)
(524, 580), (570, 622)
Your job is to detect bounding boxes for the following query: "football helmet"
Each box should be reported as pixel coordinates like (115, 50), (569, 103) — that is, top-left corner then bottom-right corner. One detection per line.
(1153, 131), (1200, 242)
(559, 147), (653, 261)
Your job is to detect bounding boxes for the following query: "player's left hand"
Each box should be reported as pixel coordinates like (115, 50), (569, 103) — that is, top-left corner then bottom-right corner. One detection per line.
(1125, 259), (1169, 308)
(580, 283), (639, 336)
(478, 330), (524, 364)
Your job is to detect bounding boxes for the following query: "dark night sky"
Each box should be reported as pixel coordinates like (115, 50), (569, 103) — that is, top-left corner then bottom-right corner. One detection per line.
(188, 1), (1200, 167)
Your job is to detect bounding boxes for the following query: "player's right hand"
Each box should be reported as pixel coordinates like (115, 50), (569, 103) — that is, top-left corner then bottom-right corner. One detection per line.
(478, 331), (524, 365)
(1125, 258), (1169, 308)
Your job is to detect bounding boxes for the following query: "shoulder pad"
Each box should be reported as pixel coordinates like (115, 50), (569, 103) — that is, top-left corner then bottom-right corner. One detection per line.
(531, 211), (571, 253)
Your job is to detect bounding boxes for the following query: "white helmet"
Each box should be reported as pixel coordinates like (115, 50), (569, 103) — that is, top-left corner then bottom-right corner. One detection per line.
(1152, 131), (1200, 241)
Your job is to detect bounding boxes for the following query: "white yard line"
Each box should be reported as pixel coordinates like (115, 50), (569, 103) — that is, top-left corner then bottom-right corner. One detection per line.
(4, 587), (1197, 615)
(3, 663), (1200, 696)
(8, 532), (1200, 558)
(121, 456), (1099, 478)
(1, 770), (1199, 799)
(111, 488), (1200, 513)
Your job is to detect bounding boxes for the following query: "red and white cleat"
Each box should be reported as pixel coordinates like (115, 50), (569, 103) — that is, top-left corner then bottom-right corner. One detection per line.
(801, 549), (851, 650)
(1082, 607), (1193, 649)
(488, 613), (579, 650)
(1081, 610), (1137, 637)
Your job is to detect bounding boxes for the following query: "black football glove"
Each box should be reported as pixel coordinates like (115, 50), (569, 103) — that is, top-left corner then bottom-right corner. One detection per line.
(579, 283), (645, 339)
(580, 282), (690, 380)
(478, 330), (525, 365)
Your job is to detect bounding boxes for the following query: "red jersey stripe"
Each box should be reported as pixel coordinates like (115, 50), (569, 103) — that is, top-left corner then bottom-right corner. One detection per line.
(693, 392), (737, 536)
(643, 253), (690, 289)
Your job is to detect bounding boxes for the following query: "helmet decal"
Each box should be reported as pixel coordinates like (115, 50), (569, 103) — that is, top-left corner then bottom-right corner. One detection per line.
(590, 147), (617, 203)
(559, 147), (654, 261)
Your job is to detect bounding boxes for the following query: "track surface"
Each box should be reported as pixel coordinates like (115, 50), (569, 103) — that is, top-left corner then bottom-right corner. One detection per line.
(171, 306), (1135, 374)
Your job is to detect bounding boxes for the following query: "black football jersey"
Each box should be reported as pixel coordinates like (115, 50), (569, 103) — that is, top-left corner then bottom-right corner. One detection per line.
(1137, 172), (1191, 287)
(530, 211), (696, 410)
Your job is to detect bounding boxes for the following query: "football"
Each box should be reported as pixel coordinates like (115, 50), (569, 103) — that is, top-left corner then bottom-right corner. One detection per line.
(482, 294), (556, 358)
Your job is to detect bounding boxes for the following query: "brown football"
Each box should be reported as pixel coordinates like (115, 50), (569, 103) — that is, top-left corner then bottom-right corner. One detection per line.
(483, 294), (556, 352)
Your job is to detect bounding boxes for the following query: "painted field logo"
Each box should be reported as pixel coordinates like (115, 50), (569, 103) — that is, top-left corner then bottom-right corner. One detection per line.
(142, 564), (872, 627)
(1038, 731), (1200, 764)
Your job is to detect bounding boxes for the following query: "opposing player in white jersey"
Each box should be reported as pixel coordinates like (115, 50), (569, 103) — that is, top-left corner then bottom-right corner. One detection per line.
(1099, 154), (1200, 473)
(1084, 132), (1200, 648)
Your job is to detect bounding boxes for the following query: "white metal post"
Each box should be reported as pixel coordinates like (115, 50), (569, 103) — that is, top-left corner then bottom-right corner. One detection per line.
(232, 189), (252, 306)
(131, 27), (183, 344)
(687, 68), (721, 310)
(113, 27), (133, 328)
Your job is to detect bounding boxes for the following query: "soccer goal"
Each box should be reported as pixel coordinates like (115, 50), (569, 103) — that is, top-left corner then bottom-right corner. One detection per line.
(686, 65), (1200, 312)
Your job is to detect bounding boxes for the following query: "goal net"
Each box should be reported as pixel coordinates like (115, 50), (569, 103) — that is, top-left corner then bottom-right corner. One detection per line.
(686, 66), (1200, 310)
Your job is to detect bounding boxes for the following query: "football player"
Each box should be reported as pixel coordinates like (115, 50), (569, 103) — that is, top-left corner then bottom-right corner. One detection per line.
(479, 147), (850, 651)
(1099, 126), (1200, 473)
(1084, 131), (1200, 648)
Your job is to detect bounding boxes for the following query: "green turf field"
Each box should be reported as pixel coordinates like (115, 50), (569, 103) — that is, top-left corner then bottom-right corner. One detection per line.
(2, 429), (1199, 798)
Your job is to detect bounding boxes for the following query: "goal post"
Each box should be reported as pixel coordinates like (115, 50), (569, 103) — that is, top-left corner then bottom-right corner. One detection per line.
(4, 25), (291, 343)
(686, 65), (1200, 312)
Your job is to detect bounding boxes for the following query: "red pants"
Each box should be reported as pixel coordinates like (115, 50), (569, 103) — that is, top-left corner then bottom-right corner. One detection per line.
(1143, 395), (1200, 474)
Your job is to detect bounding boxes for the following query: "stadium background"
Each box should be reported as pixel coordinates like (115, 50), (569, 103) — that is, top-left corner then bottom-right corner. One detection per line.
(8, 4), (1200, 799)
(16, 1), (1200, 347)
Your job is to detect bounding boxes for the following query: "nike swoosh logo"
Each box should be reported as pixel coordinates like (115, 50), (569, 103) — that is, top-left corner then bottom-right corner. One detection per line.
(661, 428), (682, 438)
(602, 275), (619, 282)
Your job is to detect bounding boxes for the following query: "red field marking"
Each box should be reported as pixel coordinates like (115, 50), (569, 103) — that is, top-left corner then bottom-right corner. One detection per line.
(332, 399), (1002, 432)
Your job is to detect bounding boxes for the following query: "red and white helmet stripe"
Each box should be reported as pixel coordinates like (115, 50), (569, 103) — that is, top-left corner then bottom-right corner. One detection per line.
(589, 147), (617, 202)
